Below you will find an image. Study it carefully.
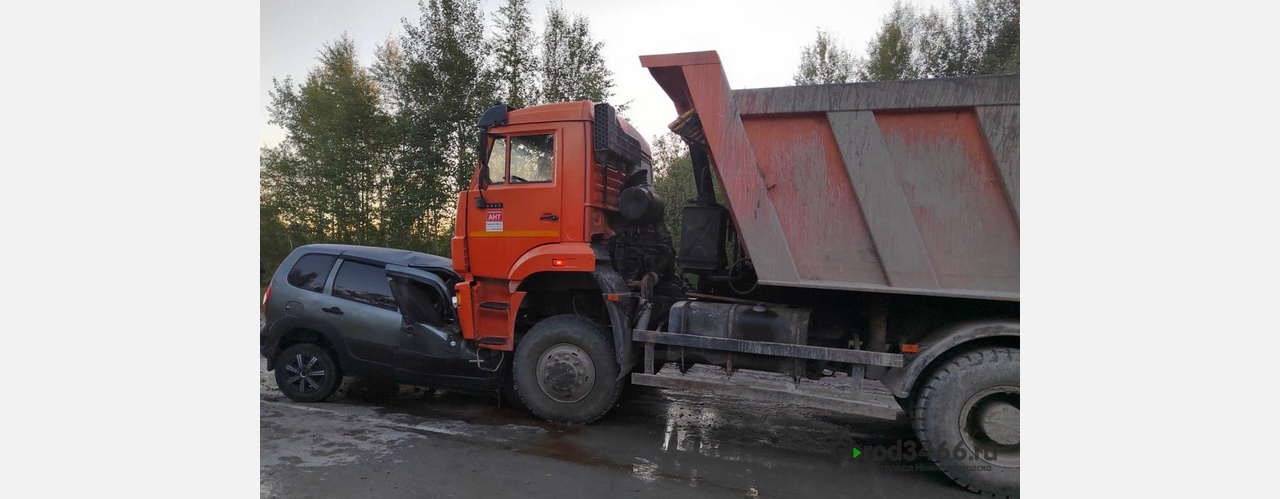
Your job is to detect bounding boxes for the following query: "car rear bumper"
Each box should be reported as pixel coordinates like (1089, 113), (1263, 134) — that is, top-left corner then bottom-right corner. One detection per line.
(260, 314), (274, 365)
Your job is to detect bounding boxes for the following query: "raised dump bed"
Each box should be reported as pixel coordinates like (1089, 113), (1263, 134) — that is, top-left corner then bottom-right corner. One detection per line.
(641, 51), (1019, 301)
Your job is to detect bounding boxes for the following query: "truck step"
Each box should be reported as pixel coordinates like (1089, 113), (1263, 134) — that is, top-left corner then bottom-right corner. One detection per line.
(630, 369), (903, 421)
(478, 301), (509, 311)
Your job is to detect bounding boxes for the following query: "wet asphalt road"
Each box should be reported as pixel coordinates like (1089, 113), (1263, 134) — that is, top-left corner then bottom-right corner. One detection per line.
(261, 361), (974, 498)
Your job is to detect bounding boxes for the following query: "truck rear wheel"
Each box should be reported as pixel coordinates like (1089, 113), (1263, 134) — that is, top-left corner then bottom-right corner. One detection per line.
(913, 346), (1019, 497)
(513, 314), (621, 424)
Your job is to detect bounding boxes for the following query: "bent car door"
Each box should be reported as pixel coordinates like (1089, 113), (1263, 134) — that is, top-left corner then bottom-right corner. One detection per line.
(386, 265), (489, 388)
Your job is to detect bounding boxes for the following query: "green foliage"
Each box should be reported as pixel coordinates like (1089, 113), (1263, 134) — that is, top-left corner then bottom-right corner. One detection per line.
(794, 0), (1019, 84)
(371, 39), (453, 254)
(793, 29), (857, 85)
(915, 8), (957, 78)
(491, 0), (539, 108)
(400, 0), (494, 193)
(651, 134), (694, 251)
(970, 0), (1020, 74)
(858, 3), (919, 81)
(915, 0), (1020, 77)
(262, 36), (400, 286)
(260, 147), (316, 285)
(539, 2), (614, 104)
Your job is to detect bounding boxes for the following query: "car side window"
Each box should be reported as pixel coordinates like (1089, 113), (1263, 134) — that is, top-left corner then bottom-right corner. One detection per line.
(509, 134), (554, 183)
(332, 260), (398, 311)
(487, 137), (507, 185)
(286, 254), (337, 293)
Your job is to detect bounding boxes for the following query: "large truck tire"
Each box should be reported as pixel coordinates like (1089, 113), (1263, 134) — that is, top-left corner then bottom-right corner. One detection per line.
(913, 346), (1020, 497)
(513, 314), (622, 424)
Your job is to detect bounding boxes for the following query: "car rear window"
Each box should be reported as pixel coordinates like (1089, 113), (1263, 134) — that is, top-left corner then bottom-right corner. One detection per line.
(332, 260), (397, 311)
(286, 254), (337, 293)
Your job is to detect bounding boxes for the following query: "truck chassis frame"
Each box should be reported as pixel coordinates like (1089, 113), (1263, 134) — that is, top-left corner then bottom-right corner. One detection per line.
(631, 329), (906, 420)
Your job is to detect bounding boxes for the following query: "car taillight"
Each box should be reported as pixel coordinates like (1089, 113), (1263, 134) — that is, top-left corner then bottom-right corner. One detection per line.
(262, 284), (272, 311)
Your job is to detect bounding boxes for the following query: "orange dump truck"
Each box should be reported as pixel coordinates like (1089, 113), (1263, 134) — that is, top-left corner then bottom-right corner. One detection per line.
(440, 51), (1017, 494)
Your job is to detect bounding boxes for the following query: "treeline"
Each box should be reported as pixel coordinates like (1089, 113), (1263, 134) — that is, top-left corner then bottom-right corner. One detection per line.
(794, 0), (1019, 84)
(261, 0), (614, 284)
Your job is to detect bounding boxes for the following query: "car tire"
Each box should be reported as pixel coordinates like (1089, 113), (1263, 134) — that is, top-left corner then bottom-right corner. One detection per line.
(913, 346), (1020, 497)
(275, 343), (342, 403)
(514, 314), (621, 424)
(500, 363), (529, 412)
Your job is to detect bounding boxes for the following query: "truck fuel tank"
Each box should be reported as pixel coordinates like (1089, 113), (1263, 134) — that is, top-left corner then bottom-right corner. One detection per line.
(664, 300), (810, 378)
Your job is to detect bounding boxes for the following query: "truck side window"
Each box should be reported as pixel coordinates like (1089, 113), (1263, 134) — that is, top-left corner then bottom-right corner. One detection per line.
(332, 260), (398, 311)
(509, 134), (554, 183)
(286, 254), (337, 293)
(487, 137), (507, 185)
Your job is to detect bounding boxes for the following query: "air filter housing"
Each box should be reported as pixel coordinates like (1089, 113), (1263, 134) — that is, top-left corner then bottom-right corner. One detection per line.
(593, 103), (642, 171)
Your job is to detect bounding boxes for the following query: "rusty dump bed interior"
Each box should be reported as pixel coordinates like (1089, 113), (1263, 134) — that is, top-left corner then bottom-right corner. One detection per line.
(641, 51), (1019, 301)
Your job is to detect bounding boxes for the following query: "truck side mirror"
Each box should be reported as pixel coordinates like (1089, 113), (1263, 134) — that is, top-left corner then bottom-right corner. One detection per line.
(476, 102), (512, 192)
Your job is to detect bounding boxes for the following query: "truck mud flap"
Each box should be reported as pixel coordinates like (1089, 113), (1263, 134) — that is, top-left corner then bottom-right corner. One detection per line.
(590, 246), (635, 370)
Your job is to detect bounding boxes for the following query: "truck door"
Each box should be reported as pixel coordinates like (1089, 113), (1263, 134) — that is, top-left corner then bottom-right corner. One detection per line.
(466, 127), (563, 279)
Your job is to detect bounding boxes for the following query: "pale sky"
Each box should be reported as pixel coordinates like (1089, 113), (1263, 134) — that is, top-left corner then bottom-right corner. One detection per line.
(261, 0), (954, 148)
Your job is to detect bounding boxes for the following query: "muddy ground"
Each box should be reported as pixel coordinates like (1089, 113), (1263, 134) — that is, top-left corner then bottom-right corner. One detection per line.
(261, 359), (974, 498)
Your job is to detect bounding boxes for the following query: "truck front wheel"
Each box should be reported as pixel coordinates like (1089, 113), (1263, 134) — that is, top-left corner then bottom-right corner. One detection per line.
(913, 346), (1020, 497)
(513, 314), (622, 424)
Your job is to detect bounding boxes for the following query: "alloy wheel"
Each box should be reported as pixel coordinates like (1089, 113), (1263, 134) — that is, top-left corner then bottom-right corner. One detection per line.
(282, 353), (327, 394)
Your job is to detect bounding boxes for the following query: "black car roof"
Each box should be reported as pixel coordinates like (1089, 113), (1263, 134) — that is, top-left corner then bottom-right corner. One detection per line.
(299, 244), (452, 269)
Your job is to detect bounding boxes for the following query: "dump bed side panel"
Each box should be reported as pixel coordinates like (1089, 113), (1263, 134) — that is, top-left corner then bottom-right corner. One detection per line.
(641, 51), (1019, 301)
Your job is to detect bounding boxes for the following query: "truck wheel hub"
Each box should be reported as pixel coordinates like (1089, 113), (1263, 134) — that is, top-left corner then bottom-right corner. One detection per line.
(960, 385), (1020, 467)
(536, 343), (595, 403)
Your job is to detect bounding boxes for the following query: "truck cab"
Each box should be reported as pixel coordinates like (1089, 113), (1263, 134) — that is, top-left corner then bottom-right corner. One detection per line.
(448, 101), (650, 356)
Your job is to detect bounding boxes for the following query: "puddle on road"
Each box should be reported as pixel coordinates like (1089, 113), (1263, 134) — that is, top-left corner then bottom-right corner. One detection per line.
(263, 361), (951, 496)
(260, 409), (415, 468)
(516, 425), (755, 494)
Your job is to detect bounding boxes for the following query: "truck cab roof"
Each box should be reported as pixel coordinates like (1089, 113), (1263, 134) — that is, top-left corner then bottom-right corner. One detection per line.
(503, 100), (652, 159)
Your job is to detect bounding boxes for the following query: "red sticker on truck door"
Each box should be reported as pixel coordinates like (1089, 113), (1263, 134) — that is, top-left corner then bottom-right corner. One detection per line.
(485, 210), (503, 232)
